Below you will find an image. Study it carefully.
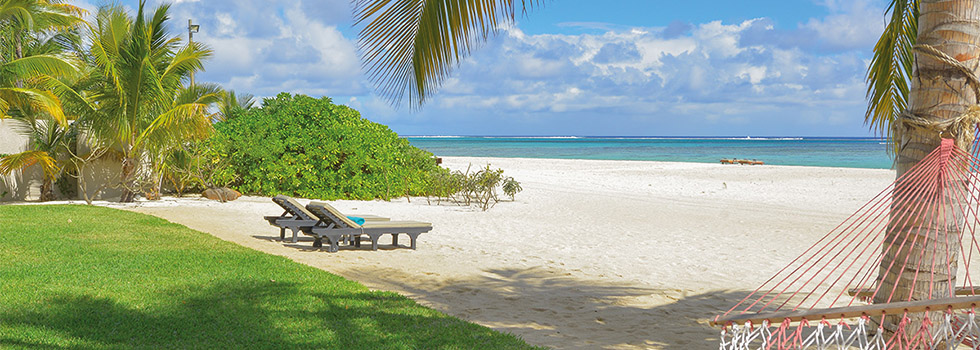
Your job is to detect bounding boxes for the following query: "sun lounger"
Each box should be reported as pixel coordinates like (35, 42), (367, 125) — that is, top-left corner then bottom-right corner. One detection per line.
(264, 195), (388, 243)
(302, 201), (432, 252)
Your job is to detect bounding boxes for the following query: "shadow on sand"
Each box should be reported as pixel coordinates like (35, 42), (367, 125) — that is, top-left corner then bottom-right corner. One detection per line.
(252, 234), (412, 252)
(342, 266), (753, 349)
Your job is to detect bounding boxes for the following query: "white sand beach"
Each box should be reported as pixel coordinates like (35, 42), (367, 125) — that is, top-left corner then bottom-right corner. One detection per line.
(119, 156), (894, 349)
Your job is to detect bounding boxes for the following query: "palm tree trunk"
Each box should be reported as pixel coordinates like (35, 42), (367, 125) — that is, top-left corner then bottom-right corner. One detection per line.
(13, 30), (22, 60)
(874, 0), (980, 340)
(14, 30), (23, 88)
(120, 156), (137, 202)
(40, 178), (54, 201)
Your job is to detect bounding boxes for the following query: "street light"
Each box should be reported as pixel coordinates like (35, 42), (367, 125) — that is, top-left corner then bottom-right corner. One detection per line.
(188, 19), (200, 86)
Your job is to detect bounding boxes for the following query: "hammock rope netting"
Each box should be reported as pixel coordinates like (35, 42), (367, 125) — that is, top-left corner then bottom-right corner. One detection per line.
(713, 138), (980, 350)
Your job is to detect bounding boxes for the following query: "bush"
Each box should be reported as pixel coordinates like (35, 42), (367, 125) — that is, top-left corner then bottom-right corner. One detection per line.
(214, 93), (440, 200)
(162, 138), (237, 197)
(426, 164), (523, 211)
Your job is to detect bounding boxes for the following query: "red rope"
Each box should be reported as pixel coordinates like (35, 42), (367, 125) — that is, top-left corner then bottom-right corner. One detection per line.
(718, 137), (980, 326)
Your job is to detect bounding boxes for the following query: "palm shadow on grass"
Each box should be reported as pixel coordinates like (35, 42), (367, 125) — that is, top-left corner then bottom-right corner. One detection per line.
(1, 278), (539, 350)
(343, 266), (755, 349)
(1, 281), (304, 349)
(0, 205), (542, 350)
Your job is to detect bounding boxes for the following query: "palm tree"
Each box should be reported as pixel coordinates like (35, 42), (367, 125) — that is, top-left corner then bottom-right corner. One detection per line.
(82, 1), (219, 202)
(0, 0), (84, 202)
(0, 0), (83, 126)
(0, 0), (85, 60)
(865, 0), (979, 339)
(215, 89), (255, 122)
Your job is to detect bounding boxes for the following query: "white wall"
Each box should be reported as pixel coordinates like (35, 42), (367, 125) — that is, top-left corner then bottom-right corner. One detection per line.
(0, 119), (40, 202)
(0, 119), (123, 202)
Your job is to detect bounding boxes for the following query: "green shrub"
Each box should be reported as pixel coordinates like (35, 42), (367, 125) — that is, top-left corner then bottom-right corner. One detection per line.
(426, 164), (522, 211)
(214, 93), (440, 200)
(162, 138), (237, 197)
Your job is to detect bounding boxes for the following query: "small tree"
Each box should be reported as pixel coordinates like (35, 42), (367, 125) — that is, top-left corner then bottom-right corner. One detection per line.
(425, 163), (522, 211)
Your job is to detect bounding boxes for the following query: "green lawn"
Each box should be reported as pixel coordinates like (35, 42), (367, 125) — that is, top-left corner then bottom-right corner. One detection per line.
(0, 205), (544, 350)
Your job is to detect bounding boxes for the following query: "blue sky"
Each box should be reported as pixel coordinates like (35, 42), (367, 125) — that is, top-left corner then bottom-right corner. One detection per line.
(95, 0), (891, 137)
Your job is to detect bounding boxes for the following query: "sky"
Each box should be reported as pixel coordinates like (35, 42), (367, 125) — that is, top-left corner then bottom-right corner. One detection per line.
(86, 0), (892, 137)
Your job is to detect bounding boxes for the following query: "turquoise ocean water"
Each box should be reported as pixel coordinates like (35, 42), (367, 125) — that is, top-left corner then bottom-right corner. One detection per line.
(404, 136), (893, 169)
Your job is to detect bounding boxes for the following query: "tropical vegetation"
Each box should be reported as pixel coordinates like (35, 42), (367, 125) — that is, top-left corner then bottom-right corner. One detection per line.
(0, 116), (74, 200)
(0, 0), (86, 200)
(1, 0), (525, 208)
(214, 93), (441, 200)
(0, 0), (220, 202)
(0, 204), (543, 349)
(81, 2), (221, 202)
(215, 89), (255, 122)
(0, 0), (84, 125)
(426, 163), (522, 211)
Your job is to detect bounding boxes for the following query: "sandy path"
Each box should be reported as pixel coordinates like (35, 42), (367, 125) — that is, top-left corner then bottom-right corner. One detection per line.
(123, 157), (894, 349)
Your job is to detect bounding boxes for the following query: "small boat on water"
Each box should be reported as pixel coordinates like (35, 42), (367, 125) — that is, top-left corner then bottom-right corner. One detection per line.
(721, 158), (764, 165)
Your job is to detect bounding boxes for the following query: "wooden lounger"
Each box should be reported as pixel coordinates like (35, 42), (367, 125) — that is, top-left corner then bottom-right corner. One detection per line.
(264, 195), (388, 243)
(302, 201), (432, 252)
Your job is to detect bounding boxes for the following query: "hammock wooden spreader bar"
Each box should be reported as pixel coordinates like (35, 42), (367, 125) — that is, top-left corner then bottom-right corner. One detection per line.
(847, 287), (980, 298)
(711, 295), (980, 326)
(713, 138), (980, 349)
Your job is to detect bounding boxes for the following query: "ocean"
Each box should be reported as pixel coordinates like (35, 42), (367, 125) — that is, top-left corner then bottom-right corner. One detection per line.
(404, 136), (893, 169)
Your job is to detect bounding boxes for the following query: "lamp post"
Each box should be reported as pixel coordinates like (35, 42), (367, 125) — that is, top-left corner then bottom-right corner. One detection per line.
(188, 19), (200, 86)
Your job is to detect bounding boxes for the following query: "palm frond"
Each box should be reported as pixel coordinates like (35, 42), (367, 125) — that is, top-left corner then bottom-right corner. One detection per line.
(134, 102), (214, 151)
(0, 149), (59, 180)
(34, 74), (95, 116)
(354, 0), (538, 108)
(0, 0), (36, 29)
(86, 4), (131, 100)
(216, 89), (255, 121)
(0, 86), (66, 124)
(0, 0), (85, 33)
(866, 0), (918, 147)
(160, 41), (212, 89)
(0, 54), (78, 83)
(175, 82), (223, 105)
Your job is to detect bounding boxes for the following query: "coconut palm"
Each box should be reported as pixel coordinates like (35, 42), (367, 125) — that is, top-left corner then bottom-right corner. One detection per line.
(0, 0), (85, 60)
(215, 89), (255, 122)
(353, 0), (536, 108)
(82, 1), (219, 202)
(0, 0), (84, 202)
(865, 0), (980, 340)
(0, 1), (83, 126)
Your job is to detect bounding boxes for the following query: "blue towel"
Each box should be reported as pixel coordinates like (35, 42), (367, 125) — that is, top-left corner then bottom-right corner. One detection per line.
(347, 216), (366, 225)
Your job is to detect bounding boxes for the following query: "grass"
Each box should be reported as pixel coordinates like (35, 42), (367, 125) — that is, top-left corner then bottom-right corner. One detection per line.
(0, 205), (544, 350)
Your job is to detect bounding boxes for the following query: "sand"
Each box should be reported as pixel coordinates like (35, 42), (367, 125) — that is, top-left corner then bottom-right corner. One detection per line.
(113, 156), (893, 349)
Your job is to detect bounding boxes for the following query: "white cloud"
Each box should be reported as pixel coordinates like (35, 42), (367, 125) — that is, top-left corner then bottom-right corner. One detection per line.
(143, 0), (887, 136)
(162, 0), (362, 97)
(804, 0), (883, 50)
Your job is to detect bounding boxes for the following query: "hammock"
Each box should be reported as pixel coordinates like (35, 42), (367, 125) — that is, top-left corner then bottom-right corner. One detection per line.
(713, 138), (980, 350)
